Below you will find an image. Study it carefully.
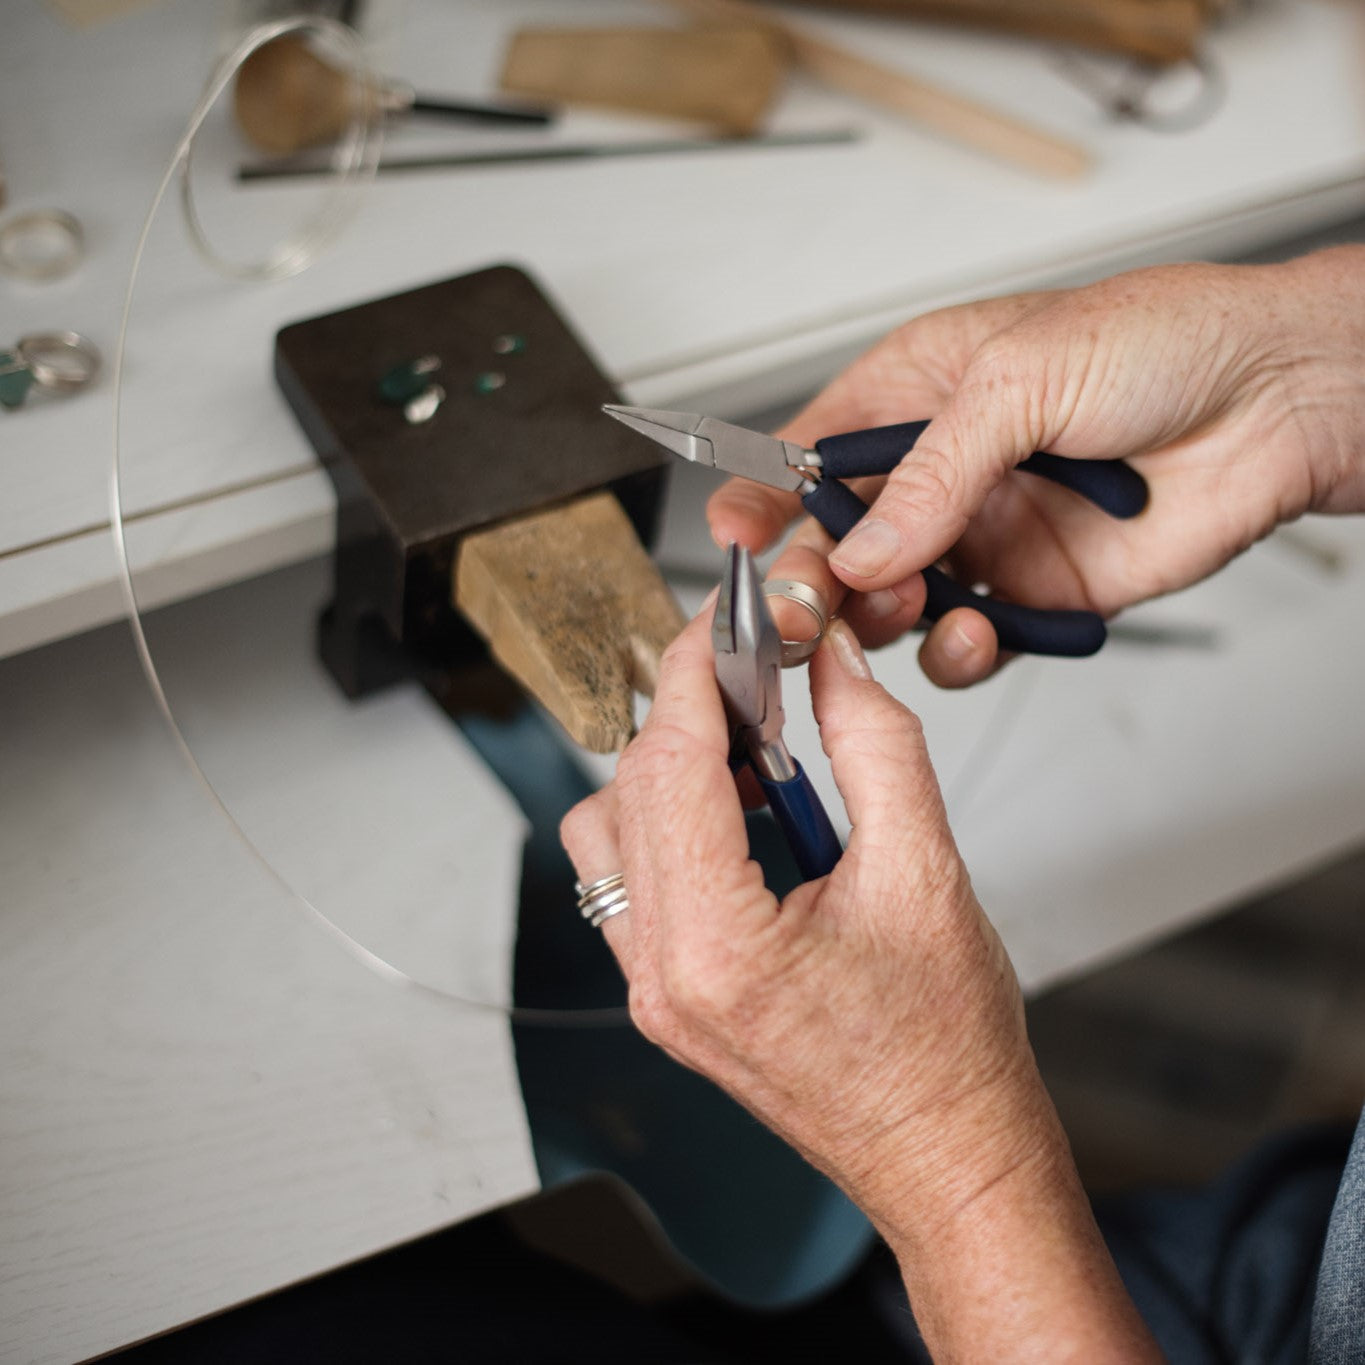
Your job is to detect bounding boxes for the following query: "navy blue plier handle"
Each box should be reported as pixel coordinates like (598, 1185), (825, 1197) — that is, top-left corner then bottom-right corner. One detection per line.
(714, 543), (842, 882)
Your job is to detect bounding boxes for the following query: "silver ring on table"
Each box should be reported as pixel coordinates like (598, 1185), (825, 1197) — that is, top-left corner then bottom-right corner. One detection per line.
(576, 872), (629, 928)
(16, 332), (101, 393)
(762, 579), (828, 666)
(0, 210), (85, 282)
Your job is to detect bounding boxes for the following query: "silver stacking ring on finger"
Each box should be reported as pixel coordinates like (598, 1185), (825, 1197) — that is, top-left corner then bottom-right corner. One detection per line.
(575, 871), (629, 928)
(762, 579), (828, 667)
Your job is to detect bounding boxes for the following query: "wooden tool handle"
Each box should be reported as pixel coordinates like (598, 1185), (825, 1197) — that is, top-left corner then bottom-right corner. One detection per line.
(454, 493), (688, 753)
(778, 0), (1208, 65)
(661, 0), (1091, 178)
(233, 36), (373, 156)
(795, 33), (1090, 176)
(500, 24), (787, 136)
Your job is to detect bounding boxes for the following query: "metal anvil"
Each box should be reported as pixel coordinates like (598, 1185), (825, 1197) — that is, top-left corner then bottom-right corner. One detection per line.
(276, 265), (684, 750)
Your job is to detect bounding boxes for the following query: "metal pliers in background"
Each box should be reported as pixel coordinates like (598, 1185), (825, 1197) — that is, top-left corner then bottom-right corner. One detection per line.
(715, 542), (842, 882)
(605, 406), (1150, 659)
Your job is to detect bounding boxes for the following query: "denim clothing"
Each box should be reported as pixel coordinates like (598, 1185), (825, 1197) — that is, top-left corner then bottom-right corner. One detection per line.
(1096, 1122), (1355, 1364)
(1310, 1107), (1365, 1364)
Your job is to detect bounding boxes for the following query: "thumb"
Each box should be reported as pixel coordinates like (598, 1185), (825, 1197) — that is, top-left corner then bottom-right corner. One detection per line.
(826, 368), (1041, 592)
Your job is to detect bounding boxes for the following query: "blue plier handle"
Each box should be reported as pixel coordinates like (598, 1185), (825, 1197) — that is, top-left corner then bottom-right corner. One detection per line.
(605, 406), (1149, 659)
(751, 758), (842, 883)
(715, 543), (843, 882)
(804, 420), (1147, 656)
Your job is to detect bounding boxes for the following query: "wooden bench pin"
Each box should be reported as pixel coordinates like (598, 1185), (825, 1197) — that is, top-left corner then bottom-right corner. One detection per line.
(455, 492), (687, 753)
(275, 266), (682, 754)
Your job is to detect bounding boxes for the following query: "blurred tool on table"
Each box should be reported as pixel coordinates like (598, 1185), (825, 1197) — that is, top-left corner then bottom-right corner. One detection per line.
(233, 1), (1241, 182)
(654, 0), (1094, 175)
(775, 0), (1218, 63)
(234, 33), (554, 157)
(500, 23), (786, 136)
(237, 128), (859, 180)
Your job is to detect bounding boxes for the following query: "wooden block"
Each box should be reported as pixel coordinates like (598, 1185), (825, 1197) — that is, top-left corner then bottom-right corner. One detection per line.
(500, 25), (787, 136)
(455, 492), (688, 753)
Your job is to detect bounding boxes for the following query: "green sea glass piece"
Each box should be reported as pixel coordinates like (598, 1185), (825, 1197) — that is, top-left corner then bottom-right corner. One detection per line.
(0, 352), (33, 411)
(377, 354), (441, 406)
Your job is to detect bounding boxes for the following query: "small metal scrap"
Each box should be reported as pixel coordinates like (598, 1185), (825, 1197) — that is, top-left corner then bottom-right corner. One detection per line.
(404, 385), (445, 425)
(376, 354), (445, 425)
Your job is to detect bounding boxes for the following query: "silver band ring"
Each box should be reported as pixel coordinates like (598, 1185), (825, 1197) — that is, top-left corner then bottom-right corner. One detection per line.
(588, 899), (628, 928)
(0, 210), (85, 282)
(576, 872), (629, 928)
(16, 332), (101, 393)
(575, 872), (624, 900)
(763, 579), (828, 666)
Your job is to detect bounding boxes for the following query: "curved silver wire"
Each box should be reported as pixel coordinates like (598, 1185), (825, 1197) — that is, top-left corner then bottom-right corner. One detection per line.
(108, 18), (629, 1028)
(180, 17), (380, 280)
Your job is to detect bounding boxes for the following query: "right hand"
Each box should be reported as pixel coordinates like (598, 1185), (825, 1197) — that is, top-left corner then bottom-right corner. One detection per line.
(710, 247), (1365, 687)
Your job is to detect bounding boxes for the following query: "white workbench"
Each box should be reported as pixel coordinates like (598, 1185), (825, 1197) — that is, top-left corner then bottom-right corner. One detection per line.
(5, 1), (1365, 1361)
(5, 0), (1365, 657)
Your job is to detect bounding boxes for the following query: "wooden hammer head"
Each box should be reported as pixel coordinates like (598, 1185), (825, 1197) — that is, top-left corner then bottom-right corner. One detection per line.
(234, 35), (376, 156)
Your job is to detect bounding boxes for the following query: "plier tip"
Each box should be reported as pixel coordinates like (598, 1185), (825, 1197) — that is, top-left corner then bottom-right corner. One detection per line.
(713, 542), (783, 743)
(602, 403), (715, 468)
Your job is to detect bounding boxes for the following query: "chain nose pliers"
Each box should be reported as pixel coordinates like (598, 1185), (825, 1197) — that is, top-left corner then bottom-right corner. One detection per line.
(606, 405), (1149, 658)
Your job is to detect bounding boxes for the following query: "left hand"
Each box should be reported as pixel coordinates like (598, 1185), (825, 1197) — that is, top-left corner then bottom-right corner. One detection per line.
(560, 606), (1160, 1361)
(560, 606), (1045, 1228)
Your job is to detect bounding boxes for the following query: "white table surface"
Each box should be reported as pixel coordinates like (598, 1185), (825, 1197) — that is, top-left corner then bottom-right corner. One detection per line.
(7, 2), (1365, 1360)
(0, 561), (539, 1365)
(5, 0), (1365, 657)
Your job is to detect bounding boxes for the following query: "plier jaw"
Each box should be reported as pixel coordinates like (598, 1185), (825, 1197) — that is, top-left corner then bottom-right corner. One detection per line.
(714, 543), (791, 769)
(710, 541), (843, 880)
(603, 405), (814, 496)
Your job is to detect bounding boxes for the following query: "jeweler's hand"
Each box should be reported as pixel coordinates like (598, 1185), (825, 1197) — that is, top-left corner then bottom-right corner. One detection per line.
(561, 609), (1159, 1362)
(711, 249), (1365, 687)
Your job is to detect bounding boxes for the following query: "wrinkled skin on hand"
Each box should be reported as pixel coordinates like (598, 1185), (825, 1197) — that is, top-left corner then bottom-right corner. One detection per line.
(564, 616), (1033, 1218)
(711, 248), (1365, 687)
(553, 253), (1365, 1359)
(562, 616), (1159, 1361)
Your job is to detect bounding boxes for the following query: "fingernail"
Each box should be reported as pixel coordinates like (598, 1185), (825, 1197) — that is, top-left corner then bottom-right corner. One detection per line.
(825, 619), (874, 680)
(862, 588), (903, 620)
(942, 622), (977, 662)
(831, 519), (902, 580)
(696, 584), (720, 616)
